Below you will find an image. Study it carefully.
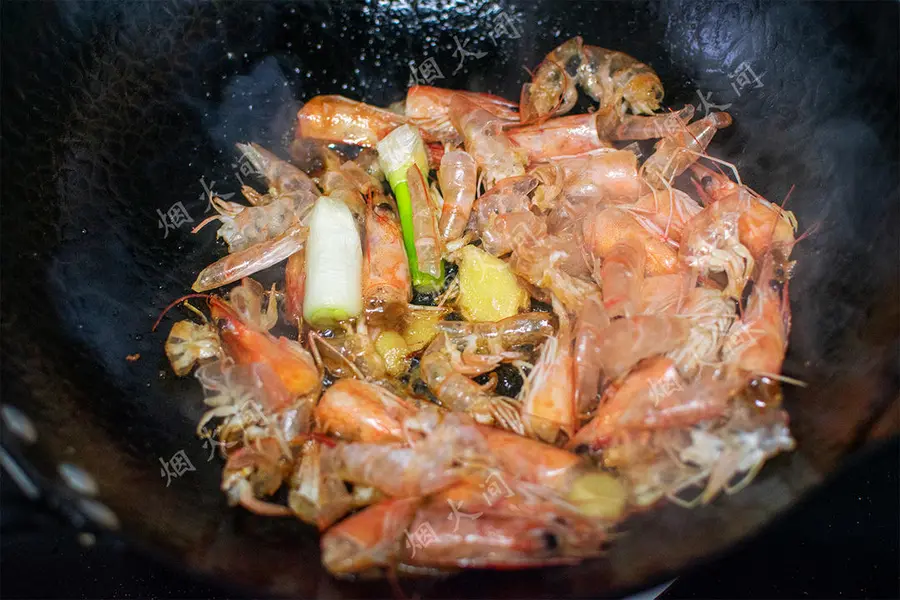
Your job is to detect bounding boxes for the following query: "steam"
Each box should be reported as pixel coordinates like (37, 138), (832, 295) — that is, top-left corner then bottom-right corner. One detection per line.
(202, 56), (301, 156)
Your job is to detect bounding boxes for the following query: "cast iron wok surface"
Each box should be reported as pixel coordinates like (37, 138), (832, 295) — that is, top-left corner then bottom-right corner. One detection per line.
(2, 1), (897, 597)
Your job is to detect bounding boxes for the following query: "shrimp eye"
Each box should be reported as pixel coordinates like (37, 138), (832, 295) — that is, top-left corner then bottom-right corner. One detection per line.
(541, 531), (560, 551)
(701, 175), (714, 189)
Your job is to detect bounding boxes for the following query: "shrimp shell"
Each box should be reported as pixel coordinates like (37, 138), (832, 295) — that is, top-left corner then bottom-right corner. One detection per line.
(573, 293), (610, 418)
(283, 248), (306, 326)
(314, 379), (418, 443)
(192, 224), (307, 292)
(406, 164), (443, 281)
(578, 44), (663, 116)
(296, 95), (407, 147)
(508, 113), (615, 161)
(569, 358), (732, 451)
(598, 237), (646, 319)
(520, 319), (577, 445)
(641, 112), (732, 190)
(437, 150), (478, 241)
(321, 497), (422, 576)
(584, 207), (679, 276)
(235, 142), (319, 197)
(592, 315), (691, 381)
(363, 200), (411, 325)
(407, 85), (519, 144)
(289, 439), (357, 530)
(405, 484), (605, 569)
(450, 94), (527, 188)
(209, 295), (320, 399)
(323, 414), (487, 498)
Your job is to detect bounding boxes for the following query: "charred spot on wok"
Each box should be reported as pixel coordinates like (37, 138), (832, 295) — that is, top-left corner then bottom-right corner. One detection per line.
(375, 201), (395, 216)
(406, 355), (420, 373)
(411, 290), (438, 306)
(321, 372), (335, 390)
(399, 357), (421, 388)
(530, 298), (553, 313)
(473, 364), (524, 398)
(442, 261), (459, 285)
(411, 261), (459, 306)
(740, 279), (755, 307)
(443, 311), (464, 322)
(410, 373), (438, 404)
(473, 372), (491, 386)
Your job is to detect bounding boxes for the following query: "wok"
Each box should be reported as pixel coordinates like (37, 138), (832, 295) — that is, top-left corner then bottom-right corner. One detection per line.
(1, 1), (898, 597)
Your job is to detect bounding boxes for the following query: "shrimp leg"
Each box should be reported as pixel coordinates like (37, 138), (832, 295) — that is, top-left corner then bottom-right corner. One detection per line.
(421, 334), (525, 434)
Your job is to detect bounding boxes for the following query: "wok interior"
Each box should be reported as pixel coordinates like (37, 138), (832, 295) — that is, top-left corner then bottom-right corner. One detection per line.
(1, 1), (897, 597)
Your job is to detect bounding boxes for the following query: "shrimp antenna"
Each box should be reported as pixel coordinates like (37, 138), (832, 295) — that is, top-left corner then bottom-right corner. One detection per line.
(152, 293), (211, 332)
(792, 220), (821, 248)
(687, 150), (743, 187)
(386, 560), (408, 600)
(686, 115), (732, 179)
(756, 371), (808, 387)
(310, 432), (337, 448)
(191, 214), (222, 234)
(759, 182), (797, 259)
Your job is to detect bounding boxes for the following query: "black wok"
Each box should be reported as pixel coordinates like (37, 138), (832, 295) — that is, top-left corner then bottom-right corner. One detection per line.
(2, 1), (898, 597)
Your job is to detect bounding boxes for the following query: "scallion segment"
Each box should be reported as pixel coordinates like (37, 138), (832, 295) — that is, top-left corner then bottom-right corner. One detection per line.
(377, 125), (444, 293)
(303, 195), (363, 327)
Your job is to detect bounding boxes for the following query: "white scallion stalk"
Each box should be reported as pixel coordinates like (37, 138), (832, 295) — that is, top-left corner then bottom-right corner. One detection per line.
(303, 195), (363, 327)
(377, 124), (430, 190)
(377, 124), (444, 292)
